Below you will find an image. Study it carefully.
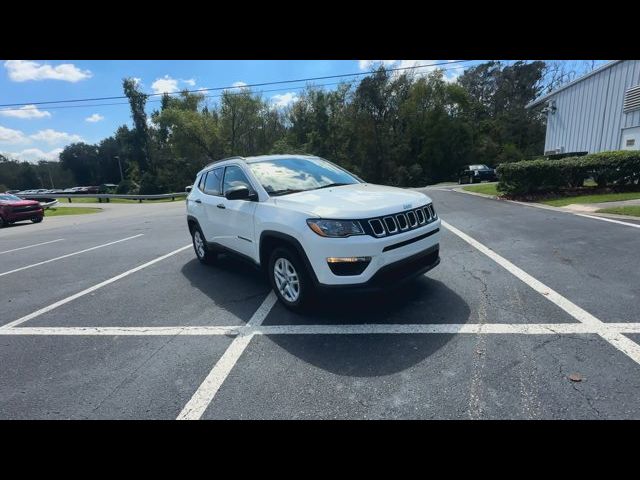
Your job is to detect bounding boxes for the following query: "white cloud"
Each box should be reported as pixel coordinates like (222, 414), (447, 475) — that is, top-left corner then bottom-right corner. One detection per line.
(85, 113), (104, 123)
(271, 92), (299, 108)
(0, 125), (28, 144)
(151, 75), (179, 94)
(4, 60), (92, 82)
(358, 60), (397, 70)
(232, 81), (248, 88)
(182, 78), (196, 87)
(132, 77), (143, 86)
(2, 147), (63, 164)
(30, 129), (83, 145)
(0, 105), (51, 119)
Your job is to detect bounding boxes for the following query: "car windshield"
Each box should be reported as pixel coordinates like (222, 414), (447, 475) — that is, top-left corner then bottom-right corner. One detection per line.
(470, 164), (491, 170)
(0, 194), (21, 201)
(248, 157), (361, 196)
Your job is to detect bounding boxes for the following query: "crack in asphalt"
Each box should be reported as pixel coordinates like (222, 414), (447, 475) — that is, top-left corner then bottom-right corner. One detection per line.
(539, 334), (602, 418)
(85, 334), (180, 418)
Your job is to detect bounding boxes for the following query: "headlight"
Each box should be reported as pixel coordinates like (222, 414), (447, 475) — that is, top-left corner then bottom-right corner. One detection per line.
(306, 219), (364, 238)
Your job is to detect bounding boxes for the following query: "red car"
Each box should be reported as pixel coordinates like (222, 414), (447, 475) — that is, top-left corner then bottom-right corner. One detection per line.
(0, 193), (44, 228)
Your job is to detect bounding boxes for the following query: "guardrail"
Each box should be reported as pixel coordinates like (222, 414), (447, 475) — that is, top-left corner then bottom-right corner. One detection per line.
(39, 199), (59, 209)
(18, 192), (188, 203)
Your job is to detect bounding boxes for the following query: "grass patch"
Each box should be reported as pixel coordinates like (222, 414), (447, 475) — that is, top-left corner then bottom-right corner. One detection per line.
(596, 206), (640, 217)
(462, 183), (498, 196)
(542, 191), (640, 207)
(57, 196), (185, 204)
(44, 207), (102, 217)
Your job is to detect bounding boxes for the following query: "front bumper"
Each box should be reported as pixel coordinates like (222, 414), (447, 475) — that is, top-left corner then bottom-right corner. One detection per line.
(317, 243), (440, 293)
(302, 218), (441, 287)
(8, 208), (44, 222)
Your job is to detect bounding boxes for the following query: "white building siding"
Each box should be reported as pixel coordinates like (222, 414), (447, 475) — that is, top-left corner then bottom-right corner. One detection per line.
(542, 60), (640, 154)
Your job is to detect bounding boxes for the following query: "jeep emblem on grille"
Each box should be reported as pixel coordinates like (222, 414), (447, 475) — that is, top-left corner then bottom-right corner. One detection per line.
(403, 203), (412, 210)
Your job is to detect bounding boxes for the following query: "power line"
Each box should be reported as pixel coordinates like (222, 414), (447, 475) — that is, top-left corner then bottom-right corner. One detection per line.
(0, 64), (470, 113)
(0, 60), (472, 109)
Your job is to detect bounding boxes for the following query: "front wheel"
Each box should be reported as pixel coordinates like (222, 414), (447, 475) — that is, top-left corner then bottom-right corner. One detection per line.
(268, 247), (314, 312)
(192, 226), (217, 265)
(32, 216), (43, 223)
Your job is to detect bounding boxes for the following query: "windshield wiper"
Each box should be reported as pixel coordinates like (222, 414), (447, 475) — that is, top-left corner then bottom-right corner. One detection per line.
(312, 183), (351, 190)
(269, 189), (306, 196)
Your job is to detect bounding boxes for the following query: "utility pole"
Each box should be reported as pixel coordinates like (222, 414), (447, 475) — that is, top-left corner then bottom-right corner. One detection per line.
(114, 156), (123, 182)
(48, 165), (54, 188)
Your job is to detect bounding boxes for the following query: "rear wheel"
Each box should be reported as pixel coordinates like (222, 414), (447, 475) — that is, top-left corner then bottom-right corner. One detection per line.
(0, 216), (5, 228)
(192, 225), (217, 265)
(268, 247), (314, 312)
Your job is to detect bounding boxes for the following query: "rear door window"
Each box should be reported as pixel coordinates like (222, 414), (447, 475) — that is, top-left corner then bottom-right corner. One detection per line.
(203, 168), (224, 196)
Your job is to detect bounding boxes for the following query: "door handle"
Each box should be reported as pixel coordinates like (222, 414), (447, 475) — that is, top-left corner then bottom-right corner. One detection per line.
(217, 203), (226, 209)
(194, 199), (202, 204)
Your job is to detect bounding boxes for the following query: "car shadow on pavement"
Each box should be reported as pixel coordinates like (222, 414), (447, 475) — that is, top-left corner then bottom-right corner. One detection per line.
(180, 254), (271, 323)
(262, 276), (471, 376)
(184, 253), (470, 376)
(2, 221), (33, 229)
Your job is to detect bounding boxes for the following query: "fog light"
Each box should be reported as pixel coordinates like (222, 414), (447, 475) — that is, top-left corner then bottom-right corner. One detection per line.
(326, 256), (371, 276)
(327, 256), (371, 263)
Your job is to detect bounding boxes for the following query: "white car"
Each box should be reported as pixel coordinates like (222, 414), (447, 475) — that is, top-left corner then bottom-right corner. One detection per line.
(186, 155), (441, 311)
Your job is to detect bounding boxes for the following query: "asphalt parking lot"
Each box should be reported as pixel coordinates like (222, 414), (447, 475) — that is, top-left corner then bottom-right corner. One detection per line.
(1, 189), (639, 419)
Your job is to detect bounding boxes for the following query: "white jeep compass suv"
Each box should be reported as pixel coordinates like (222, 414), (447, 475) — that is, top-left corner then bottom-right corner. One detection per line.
(186, 155), (441, 311)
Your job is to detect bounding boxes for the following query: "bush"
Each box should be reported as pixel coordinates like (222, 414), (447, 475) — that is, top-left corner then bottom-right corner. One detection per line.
(497, 150), (640, 196)
(138, 172), (166, 195)
(116, 179), (139, 194)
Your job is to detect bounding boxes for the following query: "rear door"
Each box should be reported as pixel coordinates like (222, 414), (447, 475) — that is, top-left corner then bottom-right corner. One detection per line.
(198, 167), (227, 243)
(218, 165), (258, 259)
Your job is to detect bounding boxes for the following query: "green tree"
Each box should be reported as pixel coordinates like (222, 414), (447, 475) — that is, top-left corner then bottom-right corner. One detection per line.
(122, 78), (152, 174)
(59, 142), (100, 185)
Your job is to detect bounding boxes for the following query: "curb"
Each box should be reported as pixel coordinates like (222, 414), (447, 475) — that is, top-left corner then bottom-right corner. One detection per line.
(454, 187), (640, 224)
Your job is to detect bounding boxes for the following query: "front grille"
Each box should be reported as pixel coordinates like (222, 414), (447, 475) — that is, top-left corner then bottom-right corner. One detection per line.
(12, 205), (40, 213)
(364, 204), (436, 238)
(383, 216), (398, 233)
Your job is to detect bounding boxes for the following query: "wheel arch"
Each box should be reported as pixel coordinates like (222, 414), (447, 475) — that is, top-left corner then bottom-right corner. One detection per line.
(259, 230), (319, 285)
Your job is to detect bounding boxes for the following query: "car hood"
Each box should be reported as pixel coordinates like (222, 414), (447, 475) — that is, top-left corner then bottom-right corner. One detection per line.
(0, 199), (41, 207)
(272, 183), (432, 218)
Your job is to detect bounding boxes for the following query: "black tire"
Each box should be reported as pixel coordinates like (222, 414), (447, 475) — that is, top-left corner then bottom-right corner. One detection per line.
(0, 216), (5, 228)
(268, 246), (315, 312)
(31, 216), (43, 223)
(191, 225), (218, 265)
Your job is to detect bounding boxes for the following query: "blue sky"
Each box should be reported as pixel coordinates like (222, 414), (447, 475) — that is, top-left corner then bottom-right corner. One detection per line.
(0, 60), (606, 163)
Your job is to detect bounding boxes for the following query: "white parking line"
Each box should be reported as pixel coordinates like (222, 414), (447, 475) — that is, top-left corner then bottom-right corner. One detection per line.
(0, 234), (144, 277)
(0, 326), (239, 336)
(0, 244), (191, 329)
(3, 322), (640, 336)
(441, 220), (640, 365)
(253, 323), (596, 335)
(177, 291), (277, 421)
(575, 213), (640, 229)
(0, 238), (64, 255)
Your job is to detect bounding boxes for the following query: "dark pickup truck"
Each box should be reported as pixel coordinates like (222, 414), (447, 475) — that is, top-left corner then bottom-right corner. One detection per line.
(458, 164), (497, 184)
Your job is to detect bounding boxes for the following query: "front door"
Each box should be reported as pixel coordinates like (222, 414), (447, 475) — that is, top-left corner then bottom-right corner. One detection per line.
(218, 165), (258, 259)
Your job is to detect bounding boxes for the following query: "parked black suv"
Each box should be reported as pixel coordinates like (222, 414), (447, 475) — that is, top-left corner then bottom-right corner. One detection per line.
(458, 164), (497, 184)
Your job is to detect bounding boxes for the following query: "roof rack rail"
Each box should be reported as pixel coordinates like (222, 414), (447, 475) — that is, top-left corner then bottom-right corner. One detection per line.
(202, 156), (245, 169)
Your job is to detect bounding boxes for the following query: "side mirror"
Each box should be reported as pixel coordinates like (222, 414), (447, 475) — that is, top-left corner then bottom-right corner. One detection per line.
(225, 185), (253, 201)
(186, 185), (192, 193)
